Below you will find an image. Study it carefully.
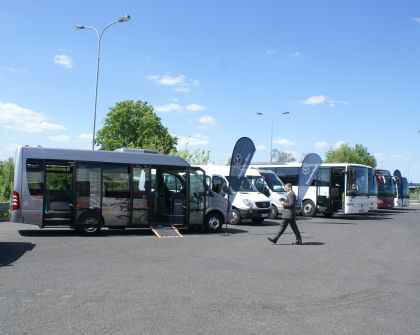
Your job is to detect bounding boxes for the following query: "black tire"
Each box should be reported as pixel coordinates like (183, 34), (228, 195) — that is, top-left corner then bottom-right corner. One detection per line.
(268, 205), (278, 219)
(302, 200), (316, 217)
(76, 213), (102, 236)
(251, 217), (264, 224)
(204, 212), (223, 233)
(230, 209), (241, 225)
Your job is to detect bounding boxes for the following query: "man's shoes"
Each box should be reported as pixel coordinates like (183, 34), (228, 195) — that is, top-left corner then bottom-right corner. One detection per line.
(292, 240), (302, 245)
(267, 237), (277, 244)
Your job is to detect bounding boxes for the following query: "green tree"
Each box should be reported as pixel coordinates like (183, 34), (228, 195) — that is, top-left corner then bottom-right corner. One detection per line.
(172, 148), (211, 165)
(0, 158), (14, 201)
(272, 149), (296, 163)
(324, 143), (377, 167)
(95, 100), (178, 153)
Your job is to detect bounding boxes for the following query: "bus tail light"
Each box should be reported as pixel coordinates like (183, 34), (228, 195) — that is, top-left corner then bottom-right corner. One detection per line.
(12, 191), (20, 210)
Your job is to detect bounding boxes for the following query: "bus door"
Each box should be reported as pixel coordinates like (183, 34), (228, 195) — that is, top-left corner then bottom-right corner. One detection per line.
(75, 162), (101, 226)
(43, 160), (74, 227)
(330, 168), (345, 212)
(154, 167), (188, 225)
(102, 164), (130, 226)
(316, 167), (331, 215)
(132, 166), (152, 226)
(188, 167), (206, 226)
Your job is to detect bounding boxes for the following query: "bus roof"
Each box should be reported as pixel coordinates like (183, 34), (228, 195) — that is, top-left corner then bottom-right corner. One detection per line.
(251, 162), (373, 168)
(17, 146), (190, 167)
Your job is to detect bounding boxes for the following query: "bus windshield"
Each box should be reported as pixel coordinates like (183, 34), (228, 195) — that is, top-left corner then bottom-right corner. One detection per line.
(260, 172), (285, 192)
(376, 175), (394, 196)
(347, 166), (368, 196)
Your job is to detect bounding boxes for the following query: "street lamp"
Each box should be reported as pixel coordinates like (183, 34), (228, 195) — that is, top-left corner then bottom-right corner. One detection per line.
(75, 15), (131, 150)
(257, 111), (290, 163)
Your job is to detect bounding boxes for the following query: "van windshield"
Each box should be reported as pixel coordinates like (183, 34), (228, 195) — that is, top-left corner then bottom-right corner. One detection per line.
(225, 176), (258, 193)
(260, 172), (285, 192)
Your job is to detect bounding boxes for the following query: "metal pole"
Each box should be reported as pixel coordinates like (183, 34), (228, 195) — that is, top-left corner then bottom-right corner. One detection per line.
(92, 29), (100, 150)
(270, 118), (273, 163)
(75, 16), (131, 150)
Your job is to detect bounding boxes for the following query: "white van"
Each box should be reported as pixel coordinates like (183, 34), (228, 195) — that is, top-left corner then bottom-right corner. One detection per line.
(246, 167), (286, 219)
(198, 165), (271, 224)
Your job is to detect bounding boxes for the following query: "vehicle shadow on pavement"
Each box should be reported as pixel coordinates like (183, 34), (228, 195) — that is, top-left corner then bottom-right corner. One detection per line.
(0, 242), (35, 267)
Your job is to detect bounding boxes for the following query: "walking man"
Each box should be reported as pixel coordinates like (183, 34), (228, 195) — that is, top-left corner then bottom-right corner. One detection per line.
(267, 183), (302, 245)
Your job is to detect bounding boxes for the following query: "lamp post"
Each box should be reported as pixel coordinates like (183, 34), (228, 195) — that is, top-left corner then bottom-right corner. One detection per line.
(75, 15), (131, 150)
(257, 111), (290, 163)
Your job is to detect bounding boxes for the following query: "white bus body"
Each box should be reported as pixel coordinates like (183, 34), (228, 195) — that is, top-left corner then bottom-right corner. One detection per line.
(246, 167), (286, 219)
(11, 146), (229, 234)
(393, 176), (410, 208)
(368, 167), (378, 211)
(198, 165), (271, 224)
(250, 163), (372, 217)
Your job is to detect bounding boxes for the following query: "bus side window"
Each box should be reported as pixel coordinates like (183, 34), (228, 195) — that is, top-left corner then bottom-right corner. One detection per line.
(26, 159), (44, 196)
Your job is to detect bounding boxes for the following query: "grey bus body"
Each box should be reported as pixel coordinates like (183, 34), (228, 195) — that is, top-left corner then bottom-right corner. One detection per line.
(11, 146), (229, 234)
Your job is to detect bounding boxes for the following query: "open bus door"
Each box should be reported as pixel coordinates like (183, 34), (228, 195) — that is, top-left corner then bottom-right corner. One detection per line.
(316, 167), (345, 216)
(315, 167), (332, 216)
(42, 160), (74, 227)
(188, 167), (206, 226)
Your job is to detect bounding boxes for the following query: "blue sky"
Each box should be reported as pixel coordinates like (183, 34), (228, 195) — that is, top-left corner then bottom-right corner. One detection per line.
(1, 1), (420, 182)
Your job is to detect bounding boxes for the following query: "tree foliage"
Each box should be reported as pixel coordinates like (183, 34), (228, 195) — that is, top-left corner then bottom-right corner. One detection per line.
(272, 149), (296, 163)
(172, 149), (211, 165)
(324, 143), (377, 167)
(0, 158), (14, 201)
(95, 100), (178, 153)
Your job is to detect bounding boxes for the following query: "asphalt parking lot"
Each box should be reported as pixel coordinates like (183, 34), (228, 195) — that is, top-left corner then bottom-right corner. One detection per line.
(1, 207), (419, 335)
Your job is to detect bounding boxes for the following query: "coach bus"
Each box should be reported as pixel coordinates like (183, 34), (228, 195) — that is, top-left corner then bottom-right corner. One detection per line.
(250, 163), (371, 217)
(368, 167), (378, 211)
(393, 176), (410, 208)
(11, 146), (229, 234)
(374, 169), (395, 209)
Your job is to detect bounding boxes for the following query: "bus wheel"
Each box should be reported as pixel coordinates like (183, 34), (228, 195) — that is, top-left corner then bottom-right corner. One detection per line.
(268, 205), (278, 219)
(302, 200), (316, 217)
(204, 212), (223, 233)
(230, 209), (241, 225)
(76, 214), (102, 235)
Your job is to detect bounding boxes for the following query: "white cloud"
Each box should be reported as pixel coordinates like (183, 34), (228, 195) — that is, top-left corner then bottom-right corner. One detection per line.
(154, 103), (183, 113)
(273, 138), (296, 147)
(302, 95), (327, 105)
(3, 67), (28, 74)
(334, 141), (346, 148)
(53, 54), (73, 69)
(259, 49), (276, 58)
(0, 143), (19, 159)
(327, 99), (349, 108)
(314, 141), (329, 149)
(146, 74), (185, 86)
(185, 103), (206, 112)
(289, 51), (303, 59)
(48, 135), (71, 142)
(197, 116), (216, 128)
(0, 102), (65, 133)
(374, 153), (409, 161)
(174, 87), (191, 93)
(412, 18), (420, 24)
(177, 133), (209, 147)
(76, 133), (92, 141)
(256, 144), (266, 151)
